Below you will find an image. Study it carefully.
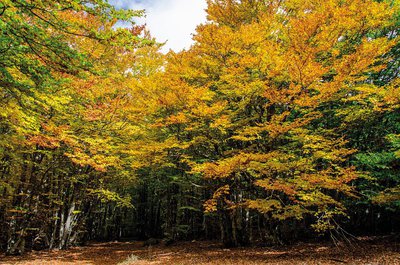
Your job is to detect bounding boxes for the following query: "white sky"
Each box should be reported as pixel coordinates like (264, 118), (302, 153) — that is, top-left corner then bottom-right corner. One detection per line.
(111, 0), (208, 53)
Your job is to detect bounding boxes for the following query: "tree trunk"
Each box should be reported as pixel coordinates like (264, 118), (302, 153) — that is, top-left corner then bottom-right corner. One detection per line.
(59, 201), (76, 249)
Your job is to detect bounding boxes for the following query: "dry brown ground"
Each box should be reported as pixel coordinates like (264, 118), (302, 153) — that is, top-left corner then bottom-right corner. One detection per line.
(1, 237), (399, 265)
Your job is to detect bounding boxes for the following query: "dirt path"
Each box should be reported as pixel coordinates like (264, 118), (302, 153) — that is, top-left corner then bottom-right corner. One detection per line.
(1, 238), (399, 265)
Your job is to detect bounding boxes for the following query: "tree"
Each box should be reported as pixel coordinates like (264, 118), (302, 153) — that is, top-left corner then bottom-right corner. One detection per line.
(157, 0), (398, 246)
(0, 0), (152, 253)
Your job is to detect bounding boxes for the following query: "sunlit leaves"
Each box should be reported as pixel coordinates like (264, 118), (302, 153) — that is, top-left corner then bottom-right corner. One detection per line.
(167, 0), (399, 233)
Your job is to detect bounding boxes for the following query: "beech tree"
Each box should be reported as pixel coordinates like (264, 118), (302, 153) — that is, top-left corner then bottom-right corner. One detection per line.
(155, 0), (398, 246)
(0, 0), (153, 253)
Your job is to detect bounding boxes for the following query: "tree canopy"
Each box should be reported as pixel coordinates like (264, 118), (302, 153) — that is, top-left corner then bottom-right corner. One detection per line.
(0, 0), (398, 253)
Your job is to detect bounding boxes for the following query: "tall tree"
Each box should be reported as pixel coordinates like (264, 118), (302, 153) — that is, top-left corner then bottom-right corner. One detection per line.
(157, 0), (398, 246)
(0, 0), (152, 253)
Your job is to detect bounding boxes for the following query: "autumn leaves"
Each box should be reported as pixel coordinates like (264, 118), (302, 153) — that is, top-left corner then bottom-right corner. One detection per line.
(0, 0), (398, 252)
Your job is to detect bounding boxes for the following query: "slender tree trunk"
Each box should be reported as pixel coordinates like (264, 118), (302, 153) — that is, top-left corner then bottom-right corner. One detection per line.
(59, 201), (76, 249)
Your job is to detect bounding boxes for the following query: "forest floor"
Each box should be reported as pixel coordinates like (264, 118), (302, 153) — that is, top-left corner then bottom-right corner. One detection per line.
(1, 236), (399, 265)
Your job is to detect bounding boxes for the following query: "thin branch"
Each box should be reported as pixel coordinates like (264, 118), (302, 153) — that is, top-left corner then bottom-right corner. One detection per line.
(0, 6), (6, 16)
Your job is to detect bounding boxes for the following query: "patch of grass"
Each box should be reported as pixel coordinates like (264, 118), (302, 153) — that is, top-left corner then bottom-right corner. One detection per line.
(117, 254), (140, 265)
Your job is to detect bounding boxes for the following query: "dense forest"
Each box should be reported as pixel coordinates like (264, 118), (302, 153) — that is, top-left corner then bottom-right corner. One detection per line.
(0, 0), (399, 256)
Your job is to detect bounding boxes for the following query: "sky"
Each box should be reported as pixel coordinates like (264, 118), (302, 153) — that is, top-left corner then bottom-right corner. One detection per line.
(111, 0), (208, 53)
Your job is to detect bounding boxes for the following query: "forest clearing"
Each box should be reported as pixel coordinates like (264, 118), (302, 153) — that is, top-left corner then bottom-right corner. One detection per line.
(0, 0), (399, 263)
(1, 237), (399, 265)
